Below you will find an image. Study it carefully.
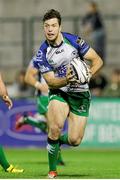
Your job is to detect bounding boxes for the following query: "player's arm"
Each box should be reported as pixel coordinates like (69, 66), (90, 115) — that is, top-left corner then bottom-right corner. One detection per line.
(0, 73), (13, 109)
(25, 65), (76, 90)
(75, 35), (103, 76)
(25, 66), (68, 90)
(25, 66), (48, 93)
(83, 47), (103, 76)
(42, 66), (77, 89)
(25, 65), (67, 90)
(43, 71), (67, 89)
(0, 73), (8, 96)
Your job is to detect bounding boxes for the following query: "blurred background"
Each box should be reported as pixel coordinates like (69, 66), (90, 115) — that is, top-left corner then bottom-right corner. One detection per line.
(0, 0), (120, 149)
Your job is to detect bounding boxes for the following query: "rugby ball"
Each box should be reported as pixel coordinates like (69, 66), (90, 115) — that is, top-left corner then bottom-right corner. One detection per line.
(70, 57), (90, 84)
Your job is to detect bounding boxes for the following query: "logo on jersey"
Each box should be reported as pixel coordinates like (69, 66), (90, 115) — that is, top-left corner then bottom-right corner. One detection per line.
(57, 65), (67, 77)
(71, 50), (77, 58)
(36, 50), (43, 61)
(76, 37), (85, 46)
(56, 49), (64, 54)
(48, 59), (56, 65)
(40, 65), (50, 73)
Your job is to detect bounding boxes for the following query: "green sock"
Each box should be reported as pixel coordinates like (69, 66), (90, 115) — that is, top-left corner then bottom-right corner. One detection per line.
(47, 138), (59, 171)
(0, 146), (10, 170)
(25, 117), (47, 133)
(59, 133), (70, 145)
(57, 149), (64, 164)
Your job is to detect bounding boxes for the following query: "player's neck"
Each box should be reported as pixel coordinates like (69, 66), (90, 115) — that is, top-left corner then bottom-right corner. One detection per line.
(48, 33), (63, 47)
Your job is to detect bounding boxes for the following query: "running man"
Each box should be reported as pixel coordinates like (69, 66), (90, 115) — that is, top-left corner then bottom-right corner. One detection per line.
(25, 9), (103, 178)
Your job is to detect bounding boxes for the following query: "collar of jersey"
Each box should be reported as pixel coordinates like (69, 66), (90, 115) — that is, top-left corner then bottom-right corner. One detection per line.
(48, 40), (63, 48)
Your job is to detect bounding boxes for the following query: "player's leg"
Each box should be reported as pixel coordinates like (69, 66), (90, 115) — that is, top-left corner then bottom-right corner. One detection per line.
(16, 114), (48, 133)
(0, 145), (9, 170)
(0, 145), (23, 173)
(68, 113), (87, 146)
(57, 148), (65, 166)
(38, 95), (65, 165)
(16, 95), (65, 166)
(59, 91), (90, 146)
(16, 96), (48, 133)
(47, 98), (69, 178)
(59, 116), (87, 146)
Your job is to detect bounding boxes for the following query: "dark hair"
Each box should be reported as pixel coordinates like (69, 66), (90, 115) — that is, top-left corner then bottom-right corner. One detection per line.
(43, 9), (61, 26)
(88, 1), (97, 9)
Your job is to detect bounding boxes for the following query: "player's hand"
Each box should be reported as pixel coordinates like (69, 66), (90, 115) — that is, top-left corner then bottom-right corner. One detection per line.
(66, 65), (80, 84)
(2, 95), (13, 109)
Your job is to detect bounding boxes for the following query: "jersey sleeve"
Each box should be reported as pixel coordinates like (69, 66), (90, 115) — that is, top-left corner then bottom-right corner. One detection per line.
(76, 36), (90, 57)
(32, 43), (53, 74)
(63, 32), (90, 58)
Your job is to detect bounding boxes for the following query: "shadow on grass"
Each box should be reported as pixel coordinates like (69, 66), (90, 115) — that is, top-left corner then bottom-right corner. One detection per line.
(22, 161), (48, 165)
(59, 173), (90, 178)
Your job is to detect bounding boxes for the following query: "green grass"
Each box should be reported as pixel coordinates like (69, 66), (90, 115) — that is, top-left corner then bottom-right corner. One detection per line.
(0, 148), (120, 179)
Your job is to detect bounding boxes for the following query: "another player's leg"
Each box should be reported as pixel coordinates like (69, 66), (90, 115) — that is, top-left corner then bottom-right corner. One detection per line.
(0, 146), (24, 173)
(0, 145), (9, 170)
(16, 114), (47, 133)
(47, 99), (69, 178)
(16, 96), (48, 133)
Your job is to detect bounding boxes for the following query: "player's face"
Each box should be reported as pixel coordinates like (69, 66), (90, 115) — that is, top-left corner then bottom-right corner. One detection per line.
(44, 18), (61, 42)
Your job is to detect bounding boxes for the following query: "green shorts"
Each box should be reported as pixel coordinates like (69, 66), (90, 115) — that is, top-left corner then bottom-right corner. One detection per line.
(37, 96), (49, 115)
(49, 89), (91, 117)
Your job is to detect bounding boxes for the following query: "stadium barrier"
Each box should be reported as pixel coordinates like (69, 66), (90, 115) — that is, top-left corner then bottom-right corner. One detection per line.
(82, 97), (120, 148)
(0, 97), (120, 148)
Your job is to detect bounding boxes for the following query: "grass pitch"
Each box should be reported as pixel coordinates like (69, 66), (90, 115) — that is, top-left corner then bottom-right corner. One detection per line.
(0, 148), (120, 179)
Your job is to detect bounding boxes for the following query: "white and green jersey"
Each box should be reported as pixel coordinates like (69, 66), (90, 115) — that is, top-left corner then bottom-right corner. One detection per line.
(31, 32), (90, 92)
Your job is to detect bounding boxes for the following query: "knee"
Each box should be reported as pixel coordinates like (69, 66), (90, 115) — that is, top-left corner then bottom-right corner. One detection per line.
(48, 124), (63, 140)
(49, 126), (60, 139)
(69, 135), (83, 146)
